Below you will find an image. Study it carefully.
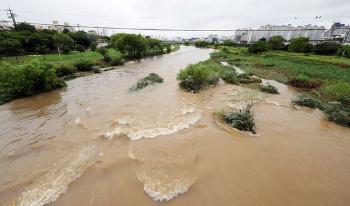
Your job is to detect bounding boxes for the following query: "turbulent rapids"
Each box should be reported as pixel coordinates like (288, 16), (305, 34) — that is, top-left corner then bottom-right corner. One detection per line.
(1, 46), (350, 206)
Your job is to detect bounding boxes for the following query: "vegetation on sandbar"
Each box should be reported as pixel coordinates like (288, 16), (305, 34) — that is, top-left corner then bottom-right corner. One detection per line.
(259, 83), (279, 94)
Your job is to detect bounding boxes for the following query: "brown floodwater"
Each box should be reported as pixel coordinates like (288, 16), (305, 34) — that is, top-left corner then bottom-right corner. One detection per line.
(1, 46), (350, 206)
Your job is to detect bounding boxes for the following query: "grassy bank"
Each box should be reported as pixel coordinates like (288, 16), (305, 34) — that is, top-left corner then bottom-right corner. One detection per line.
(211, 47), (350, 127)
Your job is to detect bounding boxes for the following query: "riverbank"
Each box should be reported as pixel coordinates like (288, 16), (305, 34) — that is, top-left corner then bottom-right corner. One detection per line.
(0, 45), (180, 105)
(209, 47), (350, 127)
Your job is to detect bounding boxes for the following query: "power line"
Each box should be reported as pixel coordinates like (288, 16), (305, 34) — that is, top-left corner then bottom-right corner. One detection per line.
(0, 20), (329, 32)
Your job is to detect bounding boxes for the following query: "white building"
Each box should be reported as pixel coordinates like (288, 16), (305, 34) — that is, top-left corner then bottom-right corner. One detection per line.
(235, 24), (326, 43)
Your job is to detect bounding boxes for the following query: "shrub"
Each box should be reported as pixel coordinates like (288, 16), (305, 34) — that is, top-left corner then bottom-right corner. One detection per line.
(74, 59), (94, 71)
(223, 104), (256, 134)
(267, 35), (285, 50)
(130, 73), (164, 91)
(0, 60), (65, 102)
(220, 69), (238, 84)
(259, 84), (279, 94)
(109, 50), (124, 66)
(55, 64), (77, 77)
(288, 74), (322, 89)
(103, 54), (112, 62)
(237, 73), (262, 84)
(313, 42), (339, 55)
(288, 37), (313, 53)
(292, 94), (319, 108)
(248, 40), (267, 54)
(98, 47), (108, 56)
(177, 61), (220, 92)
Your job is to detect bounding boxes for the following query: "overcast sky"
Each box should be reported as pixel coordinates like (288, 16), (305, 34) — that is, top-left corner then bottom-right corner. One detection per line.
(1, 0), (350, 38)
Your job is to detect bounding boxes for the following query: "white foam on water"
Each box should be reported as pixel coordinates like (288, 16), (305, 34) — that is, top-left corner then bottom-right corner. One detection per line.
(12, 143), (99, 206)
(105, 106), (202, 141)
(136, 161), (196, 202)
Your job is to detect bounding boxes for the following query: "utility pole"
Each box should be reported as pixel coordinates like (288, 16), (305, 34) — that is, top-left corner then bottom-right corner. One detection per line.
(5, 7), (17, 26)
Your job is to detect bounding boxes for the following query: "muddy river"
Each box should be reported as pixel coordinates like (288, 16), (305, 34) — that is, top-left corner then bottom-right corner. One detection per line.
(0, 46), (350, 206)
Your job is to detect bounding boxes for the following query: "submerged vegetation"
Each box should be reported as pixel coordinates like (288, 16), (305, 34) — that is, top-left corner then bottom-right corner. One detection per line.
(217, 103), (256, 134)
(130, 73), (164, 91)
(259, 83), (279, 94)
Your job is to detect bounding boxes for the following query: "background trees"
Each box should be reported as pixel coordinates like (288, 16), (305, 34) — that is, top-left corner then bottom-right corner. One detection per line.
(267, 35), (285, 50)
(288, 37), (313, 53)
(0, 23), (97, 58)
(110, 33), (167, 59)
(53, 33), (74, 59)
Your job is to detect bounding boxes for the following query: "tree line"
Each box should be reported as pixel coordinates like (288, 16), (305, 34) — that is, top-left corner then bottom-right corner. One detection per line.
(247, 36), (350, 57)
(0, 23), (98, 61)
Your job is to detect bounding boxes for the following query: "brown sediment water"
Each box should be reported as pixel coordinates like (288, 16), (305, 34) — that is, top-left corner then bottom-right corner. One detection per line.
(1, 46), (350, 206)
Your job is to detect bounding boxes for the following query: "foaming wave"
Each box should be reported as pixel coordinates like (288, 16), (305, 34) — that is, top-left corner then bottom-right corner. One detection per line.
(105, 106), (202, 141)
(11, 143), (99, 206)
(136, 158), (197, 202)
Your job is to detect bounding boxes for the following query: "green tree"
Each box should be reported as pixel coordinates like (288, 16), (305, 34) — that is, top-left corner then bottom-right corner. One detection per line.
(114, 34), (147, 59)
(75, 44), (86, 55)
(267, 35), (285, 50)
(35, 45), (50, 60)
(68, 31), (91, 48)
(289, 37), (312, 53)
(14, 23), (37, 33)
(53, 33), (74, 60)
(0, 39), (23, 63)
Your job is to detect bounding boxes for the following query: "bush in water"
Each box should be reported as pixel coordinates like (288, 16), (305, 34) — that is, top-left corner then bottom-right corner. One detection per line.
(292, 94), (319, 108)
(74, 59), (94, 71)
(222, 104), (256, 134)
(130, 73), (164, 91)
(323, 102), (350, 127)
(0, 60), (66, 103)
(259, 83), (279, 94)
